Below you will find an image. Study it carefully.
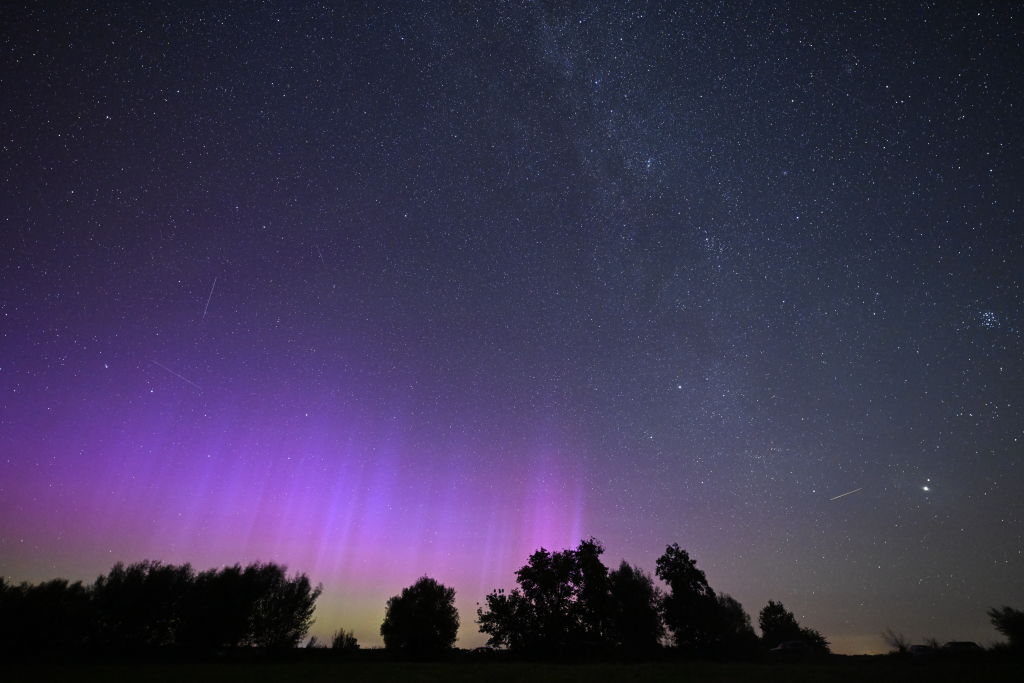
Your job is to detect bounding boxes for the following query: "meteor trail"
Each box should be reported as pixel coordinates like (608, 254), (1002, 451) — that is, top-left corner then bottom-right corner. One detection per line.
(829, 487), (863, 501)
(202, 276), (218, 319)
(151, 361), (202, 391)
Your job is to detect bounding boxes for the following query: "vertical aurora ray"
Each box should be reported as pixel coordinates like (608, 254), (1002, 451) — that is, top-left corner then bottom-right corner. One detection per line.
(3, 1), (1021, 656)
(1, 373), (589, 646)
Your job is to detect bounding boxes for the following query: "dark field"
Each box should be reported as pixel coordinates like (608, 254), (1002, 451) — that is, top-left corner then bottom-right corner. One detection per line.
(8, 657), (1023, 683)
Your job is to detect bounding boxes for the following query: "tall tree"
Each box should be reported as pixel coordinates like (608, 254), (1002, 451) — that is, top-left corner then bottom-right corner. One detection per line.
(380, 576), (459, 656)
(575, 538), (613, 645)
(607, 561), (663, 653)
(655, 544), (720, 650)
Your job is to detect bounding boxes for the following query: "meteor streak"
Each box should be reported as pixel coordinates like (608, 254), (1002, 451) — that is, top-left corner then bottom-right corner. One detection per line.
(829, 487), (863, 501)
(202, 276), (218, 319)
(152, 361), (202, 391)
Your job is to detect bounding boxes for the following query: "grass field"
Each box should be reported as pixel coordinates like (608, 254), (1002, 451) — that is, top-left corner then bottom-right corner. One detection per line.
(7, 656), (1024, 683)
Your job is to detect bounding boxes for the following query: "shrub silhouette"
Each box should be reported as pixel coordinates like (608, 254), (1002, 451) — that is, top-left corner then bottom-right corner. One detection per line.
(881, 627), (910, 655)
(758, 600), (830, 653)
(330, 628), (359, 650)
(380, 576), (459, 656)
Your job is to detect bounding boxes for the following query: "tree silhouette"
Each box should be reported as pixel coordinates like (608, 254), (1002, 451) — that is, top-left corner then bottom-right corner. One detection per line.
(92, 561), (195, 651)
(0, 578), (93, 653)
(988, 606), (1024, 649)
(758, 600), (829, 652)
(881, 627), (910, 654)
(476, 587), (528, 652)
(175, 562), (320, 650)
(479, 541), (763, 658)
(0, 560), (321, 654)
(607, 561), (663, 653)
(177, 564), (253, 650)
(380, 576), (459, 656)
(330, 628), (359, 650)
(655, 544), (721, 650)
(709, 594), (760, 657)
(477, 539), (615, 656)
(575, 538), (613, 647)
(245, 563), (321, 649)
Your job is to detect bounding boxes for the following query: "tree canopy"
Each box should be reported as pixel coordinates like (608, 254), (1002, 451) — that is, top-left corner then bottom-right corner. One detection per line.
(655, 543), (721, 651)
(607, 561), (664, 653)
(988, 606), (1024, 649)
(380, 576), (459, 656)
(477, 538), (632, 656)
(758, 600), (830, 652)
(0, 561), (320, 654)
(653, 544), (759, 656)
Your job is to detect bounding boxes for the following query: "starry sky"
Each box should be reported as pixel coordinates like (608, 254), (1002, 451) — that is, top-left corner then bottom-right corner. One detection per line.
(1, 1), (1022, 654)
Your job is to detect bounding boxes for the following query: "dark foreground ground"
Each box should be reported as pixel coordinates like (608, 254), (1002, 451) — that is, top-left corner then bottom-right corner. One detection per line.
(8, 656), (1024, 683)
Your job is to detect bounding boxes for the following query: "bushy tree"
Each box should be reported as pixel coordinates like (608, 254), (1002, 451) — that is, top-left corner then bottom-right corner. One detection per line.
(246, 563), (321, 648)
(477, 539), (615, 656)
(92, 561), (195, 651)
(381, 577), (459, 656)
(988, 606), (1024, 649)
(475, 586), (531, 652)
(758, 600), (829, 653)
(607, 561), (663, 653)
(330, 628), (359, 650)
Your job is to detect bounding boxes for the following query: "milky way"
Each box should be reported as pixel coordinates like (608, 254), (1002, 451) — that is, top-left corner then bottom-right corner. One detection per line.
(1, 2), (1022, 653)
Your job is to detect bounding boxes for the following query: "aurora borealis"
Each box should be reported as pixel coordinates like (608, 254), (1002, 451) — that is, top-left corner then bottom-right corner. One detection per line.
(2, 1), (1022, 653)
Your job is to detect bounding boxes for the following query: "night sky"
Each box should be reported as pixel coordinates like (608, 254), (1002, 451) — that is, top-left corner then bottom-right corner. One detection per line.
(2, 1), (1022, 654)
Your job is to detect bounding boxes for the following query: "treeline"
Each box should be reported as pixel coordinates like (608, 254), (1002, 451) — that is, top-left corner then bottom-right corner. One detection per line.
(0, 561), (319, 653)
(472, 539), (827, 658)
(5, 539), (1021, 659)
(373, 539), (827, 658)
